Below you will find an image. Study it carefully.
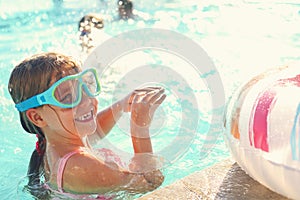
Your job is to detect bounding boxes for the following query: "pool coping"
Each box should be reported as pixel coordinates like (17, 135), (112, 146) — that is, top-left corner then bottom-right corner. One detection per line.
(138, 157), (289, 200)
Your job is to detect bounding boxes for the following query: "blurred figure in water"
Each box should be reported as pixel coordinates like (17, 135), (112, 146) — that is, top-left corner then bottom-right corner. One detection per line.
(116, 0), (151, 22)
(118, 0), (134, 20)
(78, 13), (104, 53)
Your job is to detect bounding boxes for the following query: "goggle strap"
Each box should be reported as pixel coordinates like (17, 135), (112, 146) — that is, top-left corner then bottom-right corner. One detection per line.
(15, 96), (40, 112)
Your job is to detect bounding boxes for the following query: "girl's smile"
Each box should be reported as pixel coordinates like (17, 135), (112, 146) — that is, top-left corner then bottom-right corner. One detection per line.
(75, 108), (95, 123)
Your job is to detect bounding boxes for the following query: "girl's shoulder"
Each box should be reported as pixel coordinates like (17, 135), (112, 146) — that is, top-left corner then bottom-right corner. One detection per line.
(61, 148), (130, 193)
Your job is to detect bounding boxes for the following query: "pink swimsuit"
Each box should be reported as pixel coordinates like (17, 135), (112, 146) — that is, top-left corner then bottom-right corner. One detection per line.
(56, 149), (83, 193)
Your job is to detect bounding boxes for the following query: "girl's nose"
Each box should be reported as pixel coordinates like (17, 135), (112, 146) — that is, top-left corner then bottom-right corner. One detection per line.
(79, 89), (98, 107)
(80, 90), (90, 104)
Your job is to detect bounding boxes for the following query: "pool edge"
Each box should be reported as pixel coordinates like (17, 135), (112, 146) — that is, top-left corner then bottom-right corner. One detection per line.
(137, 157), (289, 200)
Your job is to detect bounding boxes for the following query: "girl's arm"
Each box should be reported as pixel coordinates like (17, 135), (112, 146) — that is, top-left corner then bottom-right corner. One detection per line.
(88, 92), (132, 143)
(87, 101), (123, 145)
(129, 87), (166, 186)
(130, 87), (165, 153)
(95, 101), (123, 138)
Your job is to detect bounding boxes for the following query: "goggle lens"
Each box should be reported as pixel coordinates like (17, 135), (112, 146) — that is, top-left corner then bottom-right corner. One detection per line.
(53, 70), (99, 106)
(54, 80), (79, 105)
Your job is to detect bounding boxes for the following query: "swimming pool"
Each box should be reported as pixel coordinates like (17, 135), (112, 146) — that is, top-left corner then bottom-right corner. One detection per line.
(1, 0), (300, 199)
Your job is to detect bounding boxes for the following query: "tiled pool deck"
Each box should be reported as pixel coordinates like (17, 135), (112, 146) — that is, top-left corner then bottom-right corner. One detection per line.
(138, 157), (289, 200)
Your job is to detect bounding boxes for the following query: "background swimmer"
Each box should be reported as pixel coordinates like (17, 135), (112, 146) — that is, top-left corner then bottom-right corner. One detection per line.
(118, 0), (134, 20)
(78, 13), (104, 53)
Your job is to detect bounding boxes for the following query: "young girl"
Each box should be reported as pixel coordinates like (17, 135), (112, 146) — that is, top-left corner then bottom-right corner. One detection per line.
(8, 52), (165, 198)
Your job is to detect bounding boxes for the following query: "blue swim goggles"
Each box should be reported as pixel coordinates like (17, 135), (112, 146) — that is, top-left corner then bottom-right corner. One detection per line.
(15, 68), (101, 112)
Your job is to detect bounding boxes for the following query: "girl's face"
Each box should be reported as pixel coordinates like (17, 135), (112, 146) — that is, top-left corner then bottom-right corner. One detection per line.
(42, 94), (98, 138)
(40, 68), (99, 138)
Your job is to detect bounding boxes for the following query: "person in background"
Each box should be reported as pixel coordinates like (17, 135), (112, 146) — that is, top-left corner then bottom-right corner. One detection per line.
(78, 13), (104, 53)
(8, 52), (165, 198)
(118, 0), (134, 20)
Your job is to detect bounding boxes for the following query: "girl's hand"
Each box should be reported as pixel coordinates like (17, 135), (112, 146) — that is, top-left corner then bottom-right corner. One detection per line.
(120, 87), (166, 114)
(129, 87), (166, 127)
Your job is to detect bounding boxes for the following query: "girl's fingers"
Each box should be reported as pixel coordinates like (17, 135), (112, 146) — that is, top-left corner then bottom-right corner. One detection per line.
(134, 87), (164, 94)
(131, 88), (162, 102)
(149, 94), (166, 114)
(147, 90), (165, 105)
(130, 87), (166, 113)
(153, 94), (166, 106)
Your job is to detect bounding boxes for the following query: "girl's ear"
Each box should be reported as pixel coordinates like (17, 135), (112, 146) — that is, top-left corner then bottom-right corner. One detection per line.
(26, 108), (47, 128)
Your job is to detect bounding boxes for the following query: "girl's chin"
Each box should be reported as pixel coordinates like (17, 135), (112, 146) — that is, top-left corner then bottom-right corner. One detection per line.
(75, 122), (97, 136)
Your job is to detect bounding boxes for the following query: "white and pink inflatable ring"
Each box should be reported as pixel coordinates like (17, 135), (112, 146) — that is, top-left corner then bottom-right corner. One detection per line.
(224, 65), (300, 199)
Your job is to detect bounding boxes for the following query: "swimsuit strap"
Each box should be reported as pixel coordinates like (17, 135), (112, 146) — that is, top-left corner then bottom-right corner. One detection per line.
(57, 149), (84, 192)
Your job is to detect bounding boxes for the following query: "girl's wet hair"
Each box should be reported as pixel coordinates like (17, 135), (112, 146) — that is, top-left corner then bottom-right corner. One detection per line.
(8, 52), (81, 197)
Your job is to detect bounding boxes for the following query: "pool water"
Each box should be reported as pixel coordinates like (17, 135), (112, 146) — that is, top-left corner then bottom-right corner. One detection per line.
(1, 0), (300, 199)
